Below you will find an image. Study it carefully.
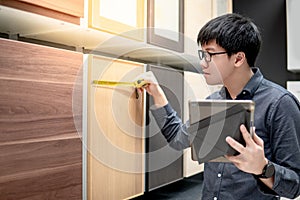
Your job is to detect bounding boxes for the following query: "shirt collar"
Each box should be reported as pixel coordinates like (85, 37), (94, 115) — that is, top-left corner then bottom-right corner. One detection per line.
(219, 67), (264, 100)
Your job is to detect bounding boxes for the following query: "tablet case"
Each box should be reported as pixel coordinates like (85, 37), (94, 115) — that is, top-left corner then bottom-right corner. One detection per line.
(188, 100), (255, 163)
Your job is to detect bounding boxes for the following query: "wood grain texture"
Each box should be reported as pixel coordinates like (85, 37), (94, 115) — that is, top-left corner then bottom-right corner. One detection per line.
(0, 38), (82, 83)
(87, 55), (145, 200)
(0, 0), (83, 24)
(0, 38), (83, 200)
(0, 163), (82, 200)
(0, 138), (82, 177)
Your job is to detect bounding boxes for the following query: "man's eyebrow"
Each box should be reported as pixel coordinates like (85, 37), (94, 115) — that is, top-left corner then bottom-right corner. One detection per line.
(205, 47), (216, 51)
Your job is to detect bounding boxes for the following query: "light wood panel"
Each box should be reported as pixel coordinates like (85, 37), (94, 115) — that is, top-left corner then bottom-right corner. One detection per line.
(0, 38), (83, 200)
(86, 55), (145, 199)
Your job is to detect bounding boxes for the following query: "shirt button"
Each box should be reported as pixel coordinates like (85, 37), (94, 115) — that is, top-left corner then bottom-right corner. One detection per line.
(214, 197), (217, 200)
(217, 173), (221, 177)
(242, 91), (246, 95)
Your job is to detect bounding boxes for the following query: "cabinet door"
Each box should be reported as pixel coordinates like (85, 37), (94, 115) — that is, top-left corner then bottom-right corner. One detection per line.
(0, 38), (83, 200)
(88, 0), (145, 40)
(146, 65), (183, 191)
(0, 0), (84, 24)
(147, 0), (184, 52)
(85, 55), (145, 200)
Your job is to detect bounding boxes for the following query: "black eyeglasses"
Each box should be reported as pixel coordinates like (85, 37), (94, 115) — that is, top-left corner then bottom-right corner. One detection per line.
(198, 50), (228, 62)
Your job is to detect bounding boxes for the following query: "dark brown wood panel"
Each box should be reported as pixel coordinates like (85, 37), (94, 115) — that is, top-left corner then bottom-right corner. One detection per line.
(0, 138), (82, 177)
(0, 78), (80, 142)
(0, 38), (83, 200)
(0, 163), (82, 200)
(0, 38), (82, 83)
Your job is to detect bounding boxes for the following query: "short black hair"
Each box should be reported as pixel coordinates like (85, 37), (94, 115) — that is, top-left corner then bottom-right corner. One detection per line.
(197, 13), (262, 67)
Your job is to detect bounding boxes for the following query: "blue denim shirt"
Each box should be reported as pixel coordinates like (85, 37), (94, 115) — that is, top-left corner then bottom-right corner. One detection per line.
(151, 68), (300, 199)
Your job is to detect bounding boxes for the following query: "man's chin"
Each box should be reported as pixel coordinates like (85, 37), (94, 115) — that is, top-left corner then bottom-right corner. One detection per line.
(205, 79), (222, 86)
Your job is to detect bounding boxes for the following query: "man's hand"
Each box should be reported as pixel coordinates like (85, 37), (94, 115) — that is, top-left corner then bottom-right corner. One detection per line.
(225, 125), (268, 175)
(138, 80), (168, 108)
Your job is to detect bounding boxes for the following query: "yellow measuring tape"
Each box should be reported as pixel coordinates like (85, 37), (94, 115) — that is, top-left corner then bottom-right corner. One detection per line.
(92, 79), (149, 89)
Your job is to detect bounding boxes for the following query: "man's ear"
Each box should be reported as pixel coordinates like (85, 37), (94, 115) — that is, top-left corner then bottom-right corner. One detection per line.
(234, 52), (246, 66)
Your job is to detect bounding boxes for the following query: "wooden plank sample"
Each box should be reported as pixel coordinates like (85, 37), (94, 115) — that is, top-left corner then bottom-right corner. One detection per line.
(0, 38), (83, 200)
(86, 55), (145, 200)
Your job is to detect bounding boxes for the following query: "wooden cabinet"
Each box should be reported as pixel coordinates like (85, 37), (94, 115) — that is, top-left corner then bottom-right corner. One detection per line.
(0, 38), (83, 199)
(145, 65), (184, 190)
(0, 0), (84, 24)
(84, 54), (145, 199)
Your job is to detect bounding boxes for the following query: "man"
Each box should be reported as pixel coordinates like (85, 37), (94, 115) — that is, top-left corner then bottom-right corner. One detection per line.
(140, 13), (300, 199)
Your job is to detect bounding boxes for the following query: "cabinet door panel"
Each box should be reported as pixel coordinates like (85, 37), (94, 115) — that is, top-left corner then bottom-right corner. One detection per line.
(0, 38), (82, 200)
(146, 65), (183, 190)
(86, 55), (145, 199)
(147, 0), (184, 52)
(89, 0), (145, 40)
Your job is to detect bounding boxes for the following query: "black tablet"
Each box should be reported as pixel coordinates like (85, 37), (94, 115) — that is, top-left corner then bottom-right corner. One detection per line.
(188, 100), (255, 163)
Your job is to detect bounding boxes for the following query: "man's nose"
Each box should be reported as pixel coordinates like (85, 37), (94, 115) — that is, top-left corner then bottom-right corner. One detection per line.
(200, 60), (208, 69)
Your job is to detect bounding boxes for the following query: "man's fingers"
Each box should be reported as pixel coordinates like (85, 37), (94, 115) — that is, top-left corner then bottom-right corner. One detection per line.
(226, 136), (245, 154)
(240, 124), (254, 146)
(253, 131), (264, 147)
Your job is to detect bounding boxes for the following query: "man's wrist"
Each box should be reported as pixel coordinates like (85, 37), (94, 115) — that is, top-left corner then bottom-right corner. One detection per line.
(153, 94), (168, 108)
(254, 160), (275, 179)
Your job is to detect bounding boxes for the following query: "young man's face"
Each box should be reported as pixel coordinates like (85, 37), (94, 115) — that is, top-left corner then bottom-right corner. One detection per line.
(200, 40), (235, 86)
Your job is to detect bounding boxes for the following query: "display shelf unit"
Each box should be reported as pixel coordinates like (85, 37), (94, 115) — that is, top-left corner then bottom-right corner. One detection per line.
(0, 1), (235, 199)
